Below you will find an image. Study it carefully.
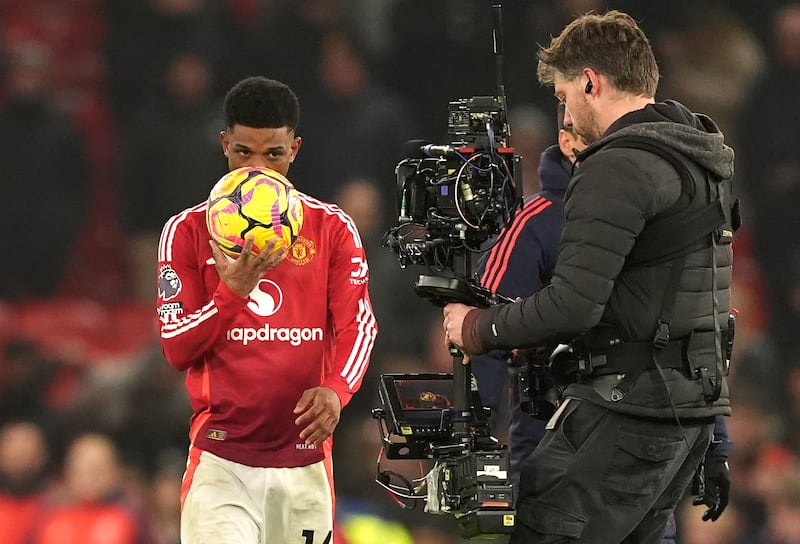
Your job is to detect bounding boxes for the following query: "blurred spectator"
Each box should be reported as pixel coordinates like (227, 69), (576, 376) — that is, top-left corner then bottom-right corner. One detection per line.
(762, 467), (800, 544)
(508, 104), (551, 197)
(104, 0), (238, 126)
(147, 450), (185, 544)
(385, 0), (498, 140)
(726, 386), (791, 538)
(245, 0), (351, 101)
(67, 346), (191, 475)
(0, 421), (52, 544)
(0, 40), (89, 299)
(675, 497), (751, 544)
(656, 2), (765, 151)
(289, 26), (420, 209)
(0, 339), (60, 428)
(784, 367), (800, 453)
(30, 432), (158, 544)
(385, 0), (608, 139)
(738, 3), (800, 368)
(117, 49), (226, 301)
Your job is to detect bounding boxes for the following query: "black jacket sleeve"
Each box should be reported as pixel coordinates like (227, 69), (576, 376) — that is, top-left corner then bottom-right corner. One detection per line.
(473, 150), (677, 352)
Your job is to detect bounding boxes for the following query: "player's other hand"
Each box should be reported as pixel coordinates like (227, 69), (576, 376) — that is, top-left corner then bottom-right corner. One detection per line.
(294, 386), (342, 446)
(209, 236), (287, 297)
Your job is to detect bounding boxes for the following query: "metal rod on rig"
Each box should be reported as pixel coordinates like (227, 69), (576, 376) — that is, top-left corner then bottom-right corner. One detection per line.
(450, 346), (472, 442)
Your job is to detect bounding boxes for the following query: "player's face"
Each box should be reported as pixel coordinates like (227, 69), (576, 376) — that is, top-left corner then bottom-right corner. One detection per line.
(554, 74), (602, 145)
(220, 125), (302, 176)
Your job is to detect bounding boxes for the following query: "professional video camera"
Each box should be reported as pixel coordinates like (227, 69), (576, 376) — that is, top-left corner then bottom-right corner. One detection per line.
(373, 5), (522, 539)
(383, 93), (523, 308)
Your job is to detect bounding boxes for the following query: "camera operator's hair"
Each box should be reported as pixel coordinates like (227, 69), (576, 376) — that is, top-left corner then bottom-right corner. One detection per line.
(537, 10), (659, 97)
(224, 76), (300, 132)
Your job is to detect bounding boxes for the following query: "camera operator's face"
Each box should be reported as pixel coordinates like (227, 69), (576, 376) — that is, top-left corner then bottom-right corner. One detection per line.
(554, 75), (602, 145)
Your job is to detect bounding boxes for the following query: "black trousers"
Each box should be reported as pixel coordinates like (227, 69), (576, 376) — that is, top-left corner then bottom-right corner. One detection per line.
(509, 398), (712, 543)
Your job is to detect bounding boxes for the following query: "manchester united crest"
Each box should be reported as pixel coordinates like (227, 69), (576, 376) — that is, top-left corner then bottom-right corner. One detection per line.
(287, 235), (316, 266)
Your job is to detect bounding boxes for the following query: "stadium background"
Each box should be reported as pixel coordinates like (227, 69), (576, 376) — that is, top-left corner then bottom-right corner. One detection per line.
(0, 0), (798, 542)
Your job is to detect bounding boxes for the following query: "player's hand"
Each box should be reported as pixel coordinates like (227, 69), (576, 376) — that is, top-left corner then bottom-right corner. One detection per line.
(294, 386), (342, 446)
(692, 458), (731, 521)
(209, 236), (286, 297)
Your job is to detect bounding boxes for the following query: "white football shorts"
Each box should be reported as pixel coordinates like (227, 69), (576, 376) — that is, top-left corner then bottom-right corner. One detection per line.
(180, 447), (334, 544)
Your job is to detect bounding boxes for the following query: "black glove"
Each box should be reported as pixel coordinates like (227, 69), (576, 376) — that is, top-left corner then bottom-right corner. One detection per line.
(691, 457), (730, 521)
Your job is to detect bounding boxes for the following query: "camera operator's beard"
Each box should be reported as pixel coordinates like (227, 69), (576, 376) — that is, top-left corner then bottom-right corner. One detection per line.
(572, 96), (602, 145)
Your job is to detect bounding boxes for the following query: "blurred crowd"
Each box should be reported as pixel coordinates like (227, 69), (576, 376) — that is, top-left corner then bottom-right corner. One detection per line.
(0, 0), (799, 542)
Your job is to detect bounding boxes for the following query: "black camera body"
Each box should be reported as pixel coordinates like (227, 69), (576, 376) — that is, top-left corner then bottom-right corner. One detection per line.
(385, 96), (522, 306)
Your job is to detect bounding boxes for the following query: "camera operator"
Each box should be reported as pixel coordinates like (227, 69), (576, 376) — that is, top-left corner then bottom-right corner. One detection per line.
(472, 103), (732, 542)
(443, 11), (737, 543)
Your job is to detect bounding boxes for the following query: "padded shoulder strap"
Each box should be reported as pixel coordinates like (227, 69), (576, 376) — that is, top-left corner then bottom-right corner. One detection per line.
(599, 136), (727, 268)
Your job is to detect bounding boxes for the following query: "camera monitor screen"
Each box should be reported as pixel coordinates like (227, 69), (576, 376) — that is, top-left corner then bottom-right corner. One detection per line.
(379, 373), (455, 438)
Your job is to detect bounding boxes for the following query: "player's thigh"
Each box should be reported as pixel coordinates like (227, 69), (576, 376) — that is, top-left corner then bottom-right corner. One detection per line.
(267, 461), (334, 544)
(181, 451), (261, 544)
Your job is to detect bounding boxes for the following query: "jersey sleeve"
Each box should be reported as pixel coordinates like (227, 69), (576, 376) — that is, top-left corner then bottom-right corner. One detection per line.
(156, 209), (248, 371)
(320, 213), (377, 407)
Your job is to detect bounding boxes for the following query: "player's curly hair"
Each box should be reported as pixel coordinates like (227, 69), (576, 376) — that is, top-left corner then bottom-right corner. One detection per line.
(537, 10), (659, 97)
(223, 76), (300, 132)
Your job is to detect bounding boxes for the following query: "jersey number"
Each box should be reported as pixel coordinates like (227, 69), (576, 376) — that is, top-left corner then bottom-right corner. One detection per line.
(302, 529), (332, 544)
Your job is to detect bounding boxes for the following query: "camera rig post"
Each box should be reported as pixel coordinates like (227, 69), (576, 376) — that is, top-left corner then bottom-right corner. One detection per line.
(374, 4), (521, 538)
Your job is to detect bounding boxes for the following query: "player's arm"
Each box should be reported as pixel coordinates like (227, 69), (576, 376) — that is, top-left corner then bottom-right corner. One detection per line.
(294, 214), (377, 445)
(157, 214), (281, 370)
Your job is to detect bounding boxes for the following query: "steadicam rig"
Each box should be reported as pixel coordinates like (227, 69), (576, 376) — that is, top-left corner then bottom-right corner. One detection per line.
(375, 4), (520, 539)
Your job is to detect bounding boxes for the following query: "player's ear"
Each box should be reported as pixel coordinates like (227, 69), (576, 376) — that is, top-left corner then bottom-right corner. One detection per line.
(290, 136), (302, 163)
(220, 130), (230, 155)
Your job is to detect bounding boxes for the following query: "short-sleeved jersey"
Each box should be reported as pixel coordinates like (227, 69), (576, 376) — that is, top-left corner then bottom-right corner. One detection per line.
(157, 192), (377, 468)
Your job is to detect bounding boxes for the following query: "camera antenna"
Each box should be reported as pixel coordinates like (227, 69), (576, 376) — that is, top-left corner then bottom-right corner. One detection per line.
(492, 3), (510, 145)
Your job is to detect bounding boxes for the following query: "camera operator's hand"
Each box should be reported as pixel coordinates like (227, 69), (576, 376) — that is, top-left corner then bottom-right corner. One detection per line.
(692, 457), (730, 521)
(443, 303), (476, 361)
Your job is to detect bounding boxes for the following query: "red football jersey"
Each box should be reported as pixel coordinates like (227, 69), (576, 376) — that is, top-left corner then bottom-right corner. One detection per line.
(157, 193), (377, 468)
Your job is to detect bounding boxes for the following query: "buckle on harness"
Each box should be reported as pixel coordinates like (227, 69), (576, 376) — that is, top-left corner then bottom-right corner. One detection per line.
(696, 366), (718, 401)
(653, 321), (671, 349)
(577, 353), (607, 375)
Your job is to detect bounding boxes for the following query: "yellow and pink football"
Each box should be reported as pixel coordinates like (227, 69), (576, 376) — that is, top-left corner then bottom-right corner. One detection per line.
(206, 167), (303, 258)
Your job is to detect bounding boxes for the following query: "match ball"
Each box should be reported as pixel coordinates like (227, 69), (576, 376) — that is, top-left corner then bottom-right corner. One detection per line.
(206, 166), (303, 258)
